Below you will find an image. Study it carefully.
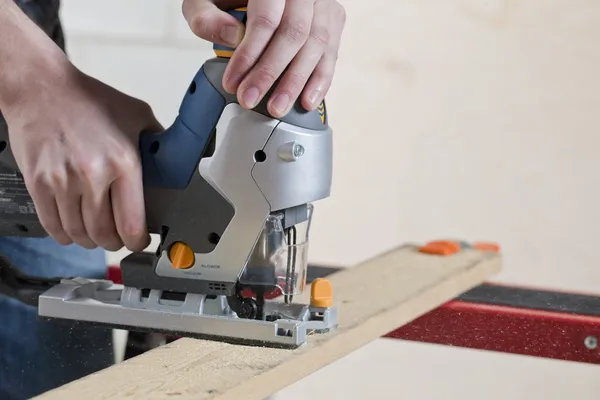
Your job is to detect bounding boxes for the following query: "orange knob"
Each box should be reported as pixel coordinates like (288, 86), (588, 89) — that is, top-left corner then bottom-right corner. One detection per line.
(169, 242), (195, 269)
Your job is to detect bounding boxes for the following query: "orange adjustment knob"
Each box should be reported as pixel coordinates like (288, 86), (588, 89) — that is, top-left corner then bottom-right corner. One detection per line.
(310, 278), (333, 308)
(418, 240), (461, 256)
(169, 242), (195, 269)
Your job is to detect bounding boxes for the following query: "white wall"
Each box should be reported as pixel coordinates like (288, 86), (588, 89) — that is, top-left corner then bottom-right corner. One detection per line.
(59, 1), (600, 399)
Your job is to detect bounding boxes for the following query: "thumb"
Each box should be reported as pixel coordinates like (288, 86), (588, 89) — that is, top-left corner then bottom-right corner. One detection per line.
(182, 0), (246, 48)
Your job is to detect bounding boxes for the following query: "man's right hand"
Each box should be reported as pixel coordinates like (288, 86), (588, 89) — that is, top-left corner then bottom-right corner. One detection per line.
(2, 62), (162, 252)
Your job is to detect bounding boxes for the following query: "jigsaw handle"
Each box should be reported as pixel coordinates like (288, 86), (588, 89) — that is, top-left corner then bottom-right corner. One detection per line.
(138, 7), (248, 190)
(138, 6), (327, 191)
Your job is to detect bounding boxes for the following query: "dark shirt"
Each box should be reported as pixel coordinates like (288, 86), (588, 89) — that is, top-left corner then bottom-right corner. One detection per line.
(14, 0), (64, 46)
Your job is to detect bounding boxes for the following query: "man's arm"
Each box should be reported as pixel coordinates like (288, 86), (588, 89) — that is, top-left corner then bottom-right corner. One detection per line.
(0, 0), (162, 252)
(0, 0), (70, 112)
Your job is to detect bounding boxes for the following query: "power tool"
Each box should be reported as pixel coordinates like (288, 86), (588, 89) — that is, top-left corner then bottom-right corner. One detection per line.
(0, 7), (337, 348)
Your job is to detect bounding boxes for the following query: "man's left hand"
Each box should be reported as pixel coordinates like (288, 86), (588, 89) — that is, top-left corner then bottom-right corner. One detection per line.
(182, 0), (346, 118)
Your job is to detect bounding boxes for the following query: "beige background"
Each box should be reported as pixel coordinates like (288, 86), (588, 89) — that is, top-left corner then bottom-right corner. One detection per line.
(58, 0), (600, 398)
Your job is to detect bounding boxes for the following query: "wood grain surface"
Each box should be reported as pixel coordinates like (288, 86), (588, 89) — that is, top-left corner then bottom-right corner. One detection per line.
(36, 244), (501, 400)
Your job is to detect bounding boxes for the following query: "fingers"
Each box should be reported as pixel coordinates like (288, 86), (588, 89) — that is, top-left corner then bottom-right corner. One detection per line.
(81, 189), (123, 252)
(222, 0), (286, 96)
(235, 0), (316, 115)
(109, 151), (150, 253)
(54, 158), (114, 250)
(80, 160), (123, 251)
(265, 34), (321, 116)
(26, 151), (147, 252)
(182, 0), (246, 47)
(268, 0), (332, 115)
(220, 0), (346, 117)
(55, 187), (97, 249)
(24, 148), (75, 246)
(300, 1), (346, 111)
(28, 183), (72, 246)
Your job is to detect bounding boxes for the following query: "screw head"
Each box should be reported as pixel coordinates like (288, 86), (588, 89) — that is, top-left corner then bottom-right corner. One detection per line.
(292, 143), (305, 158)
(278, 141), (305, 162)
(584, 335), (597, 350)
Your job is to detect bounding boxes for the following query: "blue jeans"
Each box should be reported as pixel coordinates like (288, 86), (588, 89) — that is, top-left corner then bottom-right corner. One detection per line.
(0, 237), (114, 400)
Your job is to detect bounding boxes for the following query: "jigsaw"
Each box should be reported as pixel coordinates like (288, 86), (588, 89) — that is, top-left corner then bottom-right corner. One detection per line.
(0, 7), (337, 348)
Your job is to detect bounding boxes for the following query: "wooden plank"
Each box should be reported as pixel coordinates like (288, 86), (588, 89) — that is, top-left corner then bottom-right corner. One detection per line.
(36, 244), (501, 400)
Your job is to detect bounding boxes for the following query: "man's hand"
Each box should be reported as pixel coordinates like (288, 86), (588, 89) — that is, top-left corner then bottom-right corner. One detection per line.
(3, 63), (162, 252)
(0, 0), (162, 252)
(4, 65), (162, 252)
(182, 0), (346, 118)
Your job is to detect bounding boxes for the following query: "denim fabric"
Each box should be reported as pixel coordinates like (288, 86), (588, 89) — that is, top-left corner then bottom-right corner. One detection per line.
(0, 238), (114, 400)
(0, 3), (114, 400)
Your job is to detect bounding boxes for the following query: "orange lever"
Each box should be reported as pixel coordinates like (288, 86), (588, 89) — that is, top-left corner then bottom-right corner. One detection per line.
(169, 242), (195, 269)
(310, 278), (333, 308)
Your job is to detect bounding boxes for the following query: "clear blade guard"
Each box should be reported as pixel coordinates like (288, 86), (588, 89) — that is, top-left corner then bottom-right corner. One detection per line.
(239, 204), (313, 296)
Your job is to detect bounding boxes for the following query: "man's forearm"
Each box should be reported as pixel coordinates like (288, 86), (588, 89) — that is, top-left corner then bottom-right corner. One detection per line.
(0, 0), (70, 111)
